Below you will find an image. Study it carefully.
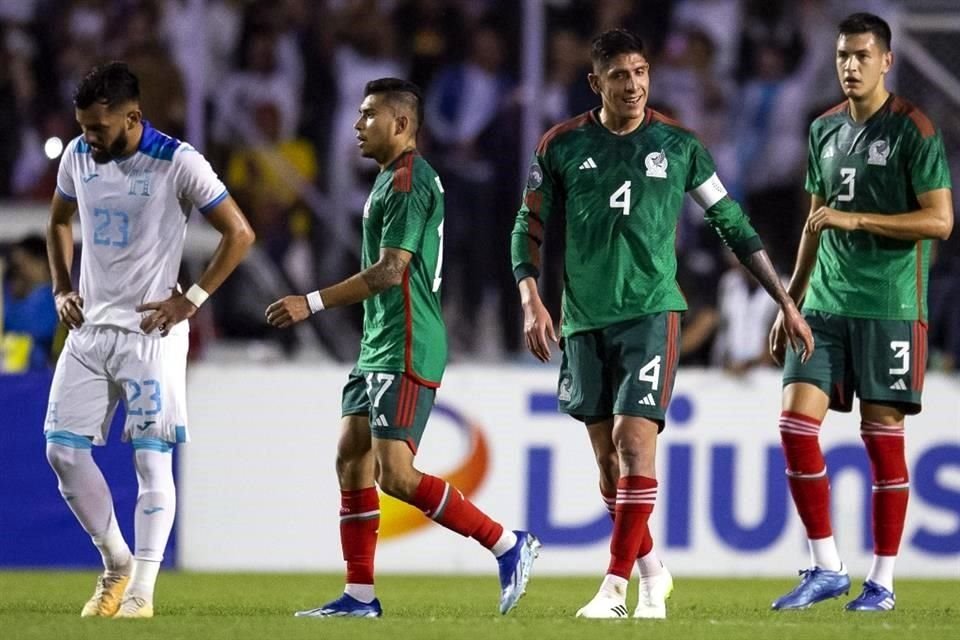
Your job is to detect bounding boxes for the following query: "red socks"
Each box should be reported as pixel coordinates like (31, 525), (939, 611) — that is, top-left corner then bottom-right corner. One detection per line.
(606, 476), (657, 579)
(862, 421), (909, 556)
(410, 474), (503, 549)
(602, 489), (653, 558)
(340, 488), (380, 584)
(779, 411), (833, 539)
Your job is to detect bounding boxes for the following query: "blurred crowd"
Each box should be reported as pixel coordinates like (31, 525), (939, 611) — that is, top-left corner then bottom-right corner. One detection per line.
(2, 0), (959, 372)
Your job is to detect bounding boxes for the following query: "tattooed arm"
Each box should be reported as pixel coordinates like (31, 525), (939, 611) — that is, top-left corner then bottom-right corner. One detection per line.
(265, 247), (412, 328)
(737, 247), (814, 364)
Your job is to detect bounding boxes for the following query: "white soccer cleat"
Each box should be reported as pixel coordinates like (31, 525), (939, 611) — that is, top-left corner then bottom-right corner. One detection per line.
(80, 573), (130, 617)
(113, 595), (154, 619)
(634, 568), (673, 619)
(575, 593), (629, 619)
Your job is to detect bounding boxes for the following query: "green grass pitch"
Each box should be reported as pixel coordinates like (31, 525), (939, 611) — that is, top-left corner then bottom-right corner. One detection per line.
(1, 572), (957, 640)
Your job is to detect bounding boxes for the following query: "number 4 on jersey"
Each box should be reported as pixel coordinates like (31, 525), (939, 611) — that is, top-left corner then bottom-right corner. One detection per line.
(610, 181), (632, 216)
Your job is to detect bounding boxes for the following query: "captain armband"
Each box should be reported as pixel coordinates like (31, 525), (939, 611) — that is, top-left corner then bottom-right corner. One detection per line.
(689, 172), (728, 210)
(693, 174), (765, 261)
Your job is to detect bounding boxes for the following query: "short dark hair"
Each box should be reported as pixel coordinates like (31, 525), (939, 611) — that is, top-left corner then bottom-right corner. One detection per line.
(364, 78), (424, 134)
(591, 29), (645, 71)
(838, 12), (892, 51)
(73, 62), (140, 110)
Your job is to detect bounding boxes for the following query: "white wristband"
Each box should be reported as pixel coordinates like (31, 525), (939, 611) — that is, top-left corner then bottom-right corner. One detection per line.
(185, 284), (210, 308)
(306, 290), (325, 314)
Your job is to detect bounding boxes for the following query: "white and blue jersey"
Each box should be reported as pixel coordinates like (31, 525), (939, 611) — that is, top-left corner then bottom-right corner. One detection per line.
(56, 123), (227, 336)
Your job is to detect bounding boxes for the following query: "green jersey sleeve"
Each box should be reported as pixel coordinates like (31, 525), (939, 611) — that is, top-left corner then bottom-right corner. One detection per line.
(511, 150), (557, 282)
(685, 138), (762, 259)
(907, 129), (952, 195)
(804, 127), (825, 197)
(380, 179), (433, 253)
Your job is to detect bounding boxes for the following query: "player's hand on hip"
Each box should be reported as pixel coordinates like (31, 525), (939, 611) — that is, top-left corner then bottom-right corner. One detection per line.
(265, 295), (310, 328)
(137, 293), (198, 337)
(806, 206), (859, 233)
(54, 291), (85, 329)
(522, 298), (558, 363)
(780, 303), (814, 364)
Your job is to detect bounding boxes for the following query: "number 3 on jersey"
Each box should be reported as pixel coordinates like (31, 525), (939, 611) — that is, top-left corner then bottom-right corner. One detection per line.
(837, 167), (856, 202)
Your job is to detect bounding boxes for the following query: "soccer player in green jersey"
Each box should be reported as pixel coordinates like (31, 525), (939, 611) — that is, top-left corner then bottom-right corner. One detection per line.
(266, 78), (539, 618)
(510, 30), (814, 619)
(768, 13), (953, 612)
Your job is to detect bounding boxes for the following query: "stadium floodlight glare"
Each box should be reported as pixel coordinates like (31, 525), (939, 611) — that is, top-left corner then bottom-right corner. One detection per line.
(44, 136), (64, 159)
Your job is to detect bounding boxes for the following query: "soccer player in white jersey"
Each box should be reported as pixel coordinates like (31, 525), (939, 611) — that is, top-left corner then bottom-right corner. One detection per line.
(44, 62), (255, 619)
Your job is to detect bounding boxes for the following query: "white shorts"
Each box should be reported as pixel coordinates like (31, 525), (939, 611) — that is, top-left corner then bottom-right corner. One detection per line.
(44, 325), (190, 446)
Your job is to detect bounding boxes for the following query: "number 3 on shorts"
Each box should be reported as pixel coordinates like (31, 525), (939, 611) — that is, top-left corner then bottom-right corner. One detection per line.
(889, 340), (910, 375)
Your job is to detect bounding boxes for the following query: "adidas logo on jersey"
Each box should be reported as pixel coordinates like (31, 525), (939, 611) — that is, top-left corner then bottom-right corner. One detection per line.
(578, 157), (598, 170)
(373, 415), (389, 427)
(889, 379), (908, 391)
(639, 393), (656, 406)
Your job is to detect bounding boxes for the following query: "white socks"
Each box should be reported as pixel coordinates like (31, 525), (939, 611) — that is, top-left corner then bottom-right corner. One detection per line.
(46, 443), (132, 573)
(491, 529), (518, 557)
(47, 441), (177, 602)
(867, 555), (896, 591)
(808, 536), (844, 572)
(598, 574), (629, 600)
(637, 550), (665, 578)
(345, 583), (376, 603)
(93, 514), (133, 575)
(129, 448), (177, 600)
(127, 559), (161, 601)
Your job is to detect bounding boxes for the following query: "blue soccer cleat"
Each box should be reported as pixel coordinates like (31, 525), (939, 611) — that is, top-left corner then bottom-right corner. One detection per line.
(771, 566), (851, 610)
(497, 530), (541, 615)
(294, 593), (383, 618)
(845, 580), (895, 611)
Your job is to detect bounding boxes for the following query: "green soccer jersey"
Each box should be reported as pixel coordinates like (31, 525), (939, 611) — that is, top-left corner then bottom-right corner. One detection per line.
(357, 151), (447, 386)
(511, 108), (761, 336)
(804, 95), (952, 321)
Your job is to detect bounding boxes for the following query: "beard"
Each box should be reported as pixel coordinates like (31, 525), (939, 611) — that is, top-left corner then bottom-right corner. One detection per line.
(91, 131), (129, 163)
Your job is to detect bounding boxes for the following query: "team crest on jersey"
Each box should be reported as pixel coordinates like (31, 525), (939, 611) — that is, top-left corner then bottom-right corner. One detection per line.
(127, 168), (152, 196)
(645, 150), (668, 178)
(868, 139), (890, 166)
(558, 377), (572, 402)
(527, 162), (544, 190)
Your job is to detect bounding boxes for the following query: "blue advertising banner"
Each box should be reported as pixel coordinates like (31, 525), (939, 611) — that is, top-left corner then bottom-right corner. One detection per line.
(0, 371), (175, 568)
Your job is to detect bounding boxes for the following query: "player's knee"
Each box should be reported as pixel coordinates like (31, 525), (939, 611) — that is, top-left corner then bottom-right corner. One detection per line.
(335, 450), (366, 479)
(596, 452), (619, 491)
(376, 464), (418, 501)
(45, 440), (87, 475)
(613, 437), (653, 471)
(133, 448), (174, 493)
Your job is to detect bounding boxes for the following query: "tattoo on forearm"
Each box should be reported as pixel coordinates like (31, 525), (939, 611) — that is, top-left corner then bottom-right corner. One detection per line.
(742, 250), (789, 304)
(361, 254), (407, 293)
